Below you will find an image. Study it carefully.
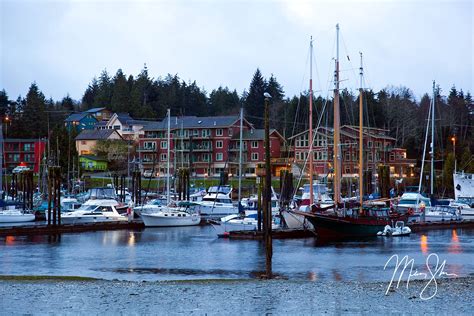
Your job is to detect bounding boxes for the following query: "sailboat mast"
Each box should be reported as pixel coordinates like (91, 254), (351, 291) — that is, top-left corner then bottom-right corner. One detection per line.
(431, 80), (435, 196)
(359, 52), (364, 212)
(238, 105), (243, 202)
(309, 36), (314, 205)
(167, 109), (171, 205)
(333, 24), (341, 205)
(0, 122), (3, 195)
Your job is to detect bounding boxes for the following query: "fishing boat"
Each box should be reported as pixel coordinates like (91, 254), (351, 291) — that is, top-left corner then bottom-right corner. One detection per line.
(298, 26), (396, 239)
(138, 109), (201, 227)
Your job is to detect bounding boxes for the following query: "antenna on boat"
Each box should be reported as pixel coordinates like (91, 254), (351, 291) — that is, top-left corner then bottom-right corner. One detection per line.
(333, 23), (342, 205)
(309, 35), (314, 206)
(359, 52), (364, 213)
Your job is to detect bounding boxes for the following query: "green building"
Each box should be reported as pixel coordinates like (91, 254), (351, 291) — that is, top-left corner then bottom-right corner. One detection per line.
(79, 155), (108, 172)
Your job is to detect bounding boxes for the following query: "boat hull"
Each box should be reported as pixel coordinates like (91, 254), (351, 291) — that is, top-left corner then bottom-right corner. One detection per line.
(141, 213), (201, 227)
(304, 213), (389, 240)
(281, 210), (314, 230)
(61, 215), (128, 225)
(0, 213), (36, 223)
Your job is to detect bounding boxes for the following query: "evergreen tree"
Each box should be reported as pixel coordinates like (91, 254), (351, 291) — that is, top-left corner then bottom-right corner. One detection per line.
(20, 83), (48, 138)
(94, 70), (113, 109)
(111, 69), (131, 113)
(130, 65), (155, 118)
(61, 94), (75, 112)
(244, 69), (267, 128)
(82, 78), (99, 110)
(208, 87), (240, 115)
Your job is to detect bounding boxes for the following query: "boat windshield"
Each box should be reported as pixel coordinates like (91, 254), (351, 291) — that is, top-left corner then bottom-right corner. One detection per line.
(207, 186), (231, 194)
(77, 204), (100, 212)
(87, 188), (117, 200)
(302, 184), (328, 194)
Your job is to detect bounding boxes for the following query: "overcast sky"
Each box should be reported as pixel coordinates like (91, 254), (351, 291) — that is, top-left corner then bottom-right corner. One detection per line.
(1, 0), (472, 102)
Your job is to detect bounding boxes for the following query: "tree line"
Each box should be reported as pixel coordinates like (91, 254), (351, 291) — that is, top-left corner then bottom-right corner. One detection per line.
(0, 66), (472, 179)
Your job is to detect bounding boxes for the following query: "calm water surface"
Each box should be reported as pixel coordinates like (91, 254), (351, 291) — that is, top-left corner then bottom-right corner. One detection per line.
(1, 226), (473, 282)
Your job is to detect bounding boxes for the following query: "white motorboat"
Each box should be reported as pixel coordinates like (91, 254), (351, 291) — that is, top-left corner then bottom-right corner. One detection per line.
(240, 187), (280, 215)
(140, 207), (201, 227)
(61, 199), (129, 224)
(377, 221), (411, 236)
(449, 200), (474, 220)
(61, 197), (82, 212)
(422, 205), (460, 222)
(396, 192), (431, 223)
(0, 206), (35, 223)
(190, 185), (238, 218)
(210, 213), (279, 237)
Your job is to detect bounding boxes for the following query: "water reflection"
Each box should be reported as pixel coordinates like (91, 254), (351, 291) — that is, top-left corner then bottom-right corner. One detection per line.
(420, 234), (428, 254)
(0, 226), (473, 282)
(448, 229), (461, 254)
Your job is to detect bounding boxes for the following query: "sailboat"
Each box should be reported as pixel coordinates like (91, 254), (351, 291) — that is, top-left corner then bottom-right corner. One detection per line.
(0, 121), (36, 223)
(297, 25), (396, 239)
(140, 109), (201, 227)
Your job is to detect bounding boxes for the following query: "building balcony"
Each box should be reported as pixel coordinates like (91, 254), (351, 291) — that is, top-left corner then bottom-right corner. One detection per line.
(228, 147), (247, 152)
(137, 147), (157, 152)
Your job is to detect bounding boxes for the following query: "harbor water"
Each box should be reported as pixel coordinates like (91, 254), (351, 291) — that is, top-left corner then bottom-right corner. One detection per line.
(1, 225), (473, 282)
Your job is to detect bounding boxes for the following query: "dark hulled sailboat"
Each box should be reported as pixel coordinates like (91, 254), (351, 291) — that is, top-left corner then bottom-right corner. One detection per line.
(299, 25), (395, 240)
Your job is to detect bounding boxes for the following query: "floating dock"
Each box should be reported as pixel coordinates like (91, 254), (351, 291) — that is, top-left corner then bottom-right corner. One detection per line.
(408, 220), (474, 232)
(0, 221), (145, 237)
(224, 229), (315, 240)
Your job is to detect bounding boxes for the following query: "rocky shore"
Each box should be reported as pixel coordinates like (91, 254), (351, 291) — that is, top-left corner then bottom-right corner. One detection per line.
(1, 276), (472, 315)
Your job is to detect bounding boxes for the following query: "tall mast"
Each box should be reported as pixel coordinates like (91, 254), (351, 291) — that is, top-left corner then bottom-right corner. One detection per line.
(167, 109), (171, 205)
(358, 52), (364, 212)
(309, 36), (314, 205)
(333, 24), (341, 205)
(238, 105), (244, 202)
(430, 80), (435, 196)
(0, 122), (3, 196)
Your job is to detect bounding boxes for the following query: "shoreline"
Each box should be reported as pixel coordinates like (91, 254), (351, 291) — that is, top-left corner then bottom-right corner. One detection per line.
(1, 275), (472, 314)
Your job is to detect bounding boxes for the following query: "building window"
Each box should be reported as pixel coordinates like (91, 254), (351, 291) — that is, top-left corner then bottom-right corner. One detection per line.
(216, 129), (223, 136)
(160, 153), (167, 161)
(202, 129), (210, 137)
(251, 153), (259, 161)
(296, 134), (309, 147)
(368, 152), (373, 162)
(81, 141), (86, 145)
(345, 166), (351, 174)
(23, 143), (32, 151)
(368, 141), (373, 148)
(216, 140), (223, 148)
(375, 141), (380, 148)
(193, 129), (199, 136)
(202, 153), (210, 162)
(161, 141), (168, 149)
(345, 152), (350, 161)
(228, 128), (233, 136)
(216, 153), (223, 161)
(114, 125), (120, 130)
(251, 141), (258, 148)
(144, 141), (156, 150)
(390, 153), (395, 161)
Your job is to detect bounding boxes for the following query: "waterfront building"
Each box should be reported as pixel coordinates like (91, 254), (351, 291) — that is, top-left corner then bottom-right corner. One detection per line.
(137, 115), (288, 177)
(75, 129), (123, 156)
(96, 113), (152, 141)
(64, 112), (98, 132)
(289, 125), (416, 179)
(79, 155), (108, 172)
(3, 138), (47, 173)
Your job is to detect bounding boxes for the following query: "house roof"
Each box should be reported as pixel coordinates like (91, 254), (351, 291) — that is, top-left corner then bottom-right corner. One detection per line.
(79, 155), (108, 162)
(65, 113), (88, 122)
(231, 129), (284, 141)
(288, 125), (396, 141)
(143, 115), (249, 131)
(75, 129), (122, 140)
(112, 113), (154, 126)
(85, 107), (107, 113)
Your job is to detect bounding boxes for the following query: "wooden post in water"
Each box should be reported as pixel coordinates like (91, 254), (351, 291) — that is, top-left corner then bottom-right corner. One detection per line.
(47, 166), (61, 226)
(257, 175), (262, 231)
(263, 93), (272, 278)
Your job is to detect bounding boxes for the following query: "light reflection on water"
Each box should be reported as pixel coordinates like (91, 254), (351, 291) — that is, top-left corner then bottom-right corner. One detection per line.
(1, 226), (473, 282)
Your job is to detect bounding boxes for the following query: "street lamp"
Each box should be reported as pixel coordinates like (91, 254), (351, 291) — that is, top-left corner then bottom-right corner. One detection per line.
(451, 136), (456, 172)
(263, 92), (272, 278)
(4, 116), (9, 138)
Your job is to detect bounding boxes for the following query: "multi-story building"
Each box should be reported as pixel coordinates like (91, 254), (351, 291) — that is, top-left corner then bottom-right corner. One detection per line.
(137, 115), (287, 177)
(3, 138), (47, 173)
(96, 113), (152, 141)
(289, 125), (416, 178)
(75, 129), (123, 156)
(64, 112), (98, 132)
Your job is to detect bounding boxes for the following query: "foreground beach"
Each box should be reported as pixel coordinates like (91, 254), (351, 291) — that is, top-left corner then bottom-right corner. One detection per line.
(1, 276), (472, 314)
